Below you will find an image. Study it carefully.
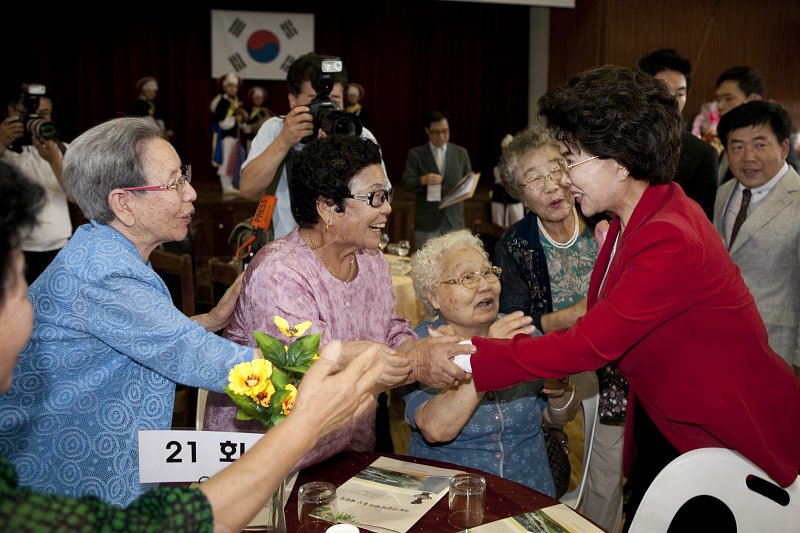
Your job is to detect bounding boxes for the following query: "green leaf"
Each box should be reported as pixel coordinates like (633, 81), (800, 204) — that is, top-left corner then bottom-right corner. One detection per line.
(236, 410), (255, 421)
(254, 331), (288, 367)
(283, 365), (310, 375)
(271, 367), (290, 390)
(286, 334), (320, 365)
(271, 412), (287, 426)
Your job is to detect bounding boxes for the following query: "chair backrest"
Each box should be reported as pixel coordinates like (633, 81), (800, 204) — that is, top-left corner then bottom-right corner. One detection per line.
(627, 447), (800, 533)
(560, 370), (599, 509)
(150, 248), (196, 316)
(208, 257), (242, 306)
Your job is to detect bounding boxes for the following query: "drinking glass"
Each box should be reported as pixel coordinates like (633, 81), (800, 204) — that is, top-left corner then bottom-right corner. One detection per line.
(397, 240), (411, 257)
(298, 481), (338, 532)
(448, 473), (486, 529)
(379, 232), (390, 251)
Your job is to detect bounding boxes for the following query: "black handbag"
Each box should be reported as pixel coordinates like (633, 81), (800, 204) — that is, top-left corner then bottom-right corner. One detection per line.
(543, 426), (571, 498)
(597, 365), (629, 423)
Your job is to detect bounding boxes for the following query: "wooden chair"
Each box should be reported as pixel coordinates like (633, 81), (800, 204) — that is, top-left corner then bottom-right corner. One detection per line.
(208, 257), (242, 306)
(149, 248), (195, 316)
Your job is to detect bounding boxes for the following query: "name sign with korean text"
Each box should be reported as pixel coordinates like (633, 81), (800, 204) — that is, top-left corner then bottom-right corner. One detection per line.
(138, 429), (265, 483)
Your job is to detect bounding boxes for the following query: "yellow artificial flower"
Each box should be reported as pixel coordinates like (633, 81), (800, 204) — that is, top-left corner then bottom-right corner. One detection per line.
(281, 384), (298, 415)
(227, 359), (273, 396)
(253, 381), (277, 408)
(274, 316), (312, 338)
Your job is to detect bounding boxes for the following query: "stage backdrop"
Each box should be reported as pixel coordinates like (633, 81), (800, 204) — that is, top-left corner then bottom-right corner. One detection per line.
(211, 10), (314, 80)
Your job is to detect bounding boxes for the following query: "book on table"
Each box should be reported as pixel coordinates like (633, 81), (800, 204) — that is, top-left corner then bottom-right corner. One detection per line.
(439, 172), (481, 209)
(463, 503), (606, 532)
(336, 456), (463, 533)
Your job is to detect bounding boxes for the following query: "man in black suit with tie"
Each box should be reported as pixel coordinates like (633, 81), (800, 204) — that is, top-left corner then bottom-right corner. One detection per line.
(639, 49), (719, 220)
(402, 110), (472, 250)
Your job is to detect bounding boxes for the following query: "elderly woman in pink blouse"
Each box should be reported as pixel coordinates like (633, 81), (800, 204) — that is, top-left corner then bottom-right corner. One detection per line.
(204, 135), (469, 468)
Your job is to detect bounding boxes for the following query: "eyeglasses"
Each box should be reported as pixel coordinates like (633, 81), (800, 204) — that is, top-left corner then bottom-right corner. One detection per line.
(346, 188), (393, 208)
(521, 155), (599, 193)
(440, 266), (502, 289)
(122, 164), (192, 193)
(556, 155), (599, 177)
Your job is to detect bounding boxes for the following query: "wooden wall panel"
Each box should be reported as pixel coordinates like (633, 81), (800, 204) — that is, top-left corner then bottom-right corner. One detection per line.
(550, 0), (800, 130)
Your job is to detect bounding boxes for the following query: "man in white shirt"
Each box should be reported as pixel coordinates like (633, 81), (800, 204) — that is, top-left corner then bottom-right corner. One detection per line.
(0, 83), (71, 283)
(238, 52), (386, 240)
(713, 101), (800, 378)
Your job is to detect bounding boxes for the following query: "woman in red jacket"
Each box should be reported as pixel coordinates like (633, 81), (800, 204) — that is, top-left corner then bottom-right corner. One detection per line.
(467, 66), (800, 531)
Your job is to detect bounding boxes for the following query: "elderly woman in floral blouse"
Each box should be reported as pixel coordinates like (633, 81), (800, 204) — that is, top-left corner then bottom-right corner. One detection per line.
(404, 230), (579, 496)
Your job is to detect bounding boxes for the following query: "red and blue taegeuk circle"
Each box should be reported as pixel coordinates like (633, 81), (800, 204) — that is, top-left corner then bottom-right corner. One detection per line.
(247, 30), (280, 63)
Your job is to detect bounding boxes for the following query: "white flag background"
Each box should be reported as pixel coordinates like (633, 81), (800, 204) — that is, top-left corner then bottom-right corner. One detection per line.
(211, 10), (314, 80)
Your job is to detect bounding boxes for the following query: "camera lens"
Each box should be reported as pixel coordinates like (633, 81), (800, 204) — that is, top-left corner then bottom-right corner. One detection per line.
(318, 109), (362, 138)
(27, 118), (59, 140)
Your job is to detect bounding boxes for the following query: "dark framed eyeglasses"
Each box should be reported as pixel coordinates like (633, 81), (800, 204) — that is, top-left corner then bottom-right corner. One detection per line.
(346, 188), (393, 208)
(440, 266), (502, 289)
(122, 164), (192, 193)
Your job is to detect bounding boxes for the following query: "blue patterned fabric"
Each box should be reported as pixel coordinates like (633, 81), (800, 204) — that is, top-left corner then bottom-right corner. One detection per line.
(404, 320), (555, 496)
(0, 222), (251, 506)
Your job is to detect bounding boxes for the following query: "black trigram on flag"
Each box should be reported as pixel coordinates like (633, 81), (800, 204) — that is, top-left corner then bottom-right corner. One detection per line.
(228, 53), (247, 72)
(228, 18), (246, 38)
(280, 55), (296, 72)
(280, 19), (298, 38)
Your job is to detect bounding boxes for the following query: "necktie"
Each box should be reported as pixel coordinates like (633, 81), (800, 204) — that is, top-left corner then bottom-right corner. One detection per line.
(729, 188), (751, 249)
(434, 147), (444, 173)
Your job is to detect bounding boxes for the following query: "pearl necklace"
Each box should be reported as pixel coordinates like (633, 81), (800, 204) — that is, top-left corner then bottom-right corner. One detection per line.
(304, 229), (355, 283)
(538, 206), (579, 249)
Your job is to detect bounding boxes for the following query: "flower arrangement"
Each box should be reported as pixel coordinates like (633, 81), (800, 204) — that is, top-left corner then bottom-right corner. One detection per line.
(225, 316), (319, 429)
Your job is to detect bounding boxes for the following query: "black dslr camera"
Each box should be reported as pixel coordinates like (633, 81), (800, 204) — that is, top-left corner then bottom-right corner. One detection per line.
(301, 58), (362, 144)
(17, 83), (59, 145)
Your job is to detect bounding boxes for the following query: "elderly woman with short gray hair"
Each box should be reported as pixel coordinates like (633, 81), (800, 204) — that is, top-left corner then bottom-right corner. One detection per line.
(404, 229), (579, 496)
(0, 117), (258, 506)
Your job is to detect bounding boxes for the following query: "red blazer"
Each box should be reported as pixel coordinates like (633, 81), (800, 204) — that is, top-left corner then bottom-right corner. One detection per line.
(472, 183), (800, 487)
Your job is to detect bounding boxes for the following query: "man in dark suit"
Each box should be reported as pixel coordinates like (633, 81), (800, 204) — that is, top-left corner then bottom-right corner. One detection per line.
(402, 110), (472, 249)
(639, 49), (718, 220)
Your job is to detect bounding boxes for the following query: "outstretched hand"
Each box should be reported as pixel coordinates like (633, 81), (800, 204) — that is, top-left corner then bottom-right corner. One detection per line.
(293, 340), (383, 437)
(401, 335), (471, 388)
(487, 310), (536, 339)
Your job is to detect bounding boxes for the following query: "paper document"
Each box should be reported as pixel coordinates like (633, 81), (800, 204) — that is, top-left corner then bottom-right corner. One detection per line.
(439, 172), (481, 209)
(336, 456), (463, 533)
(464, 503), (605, 533)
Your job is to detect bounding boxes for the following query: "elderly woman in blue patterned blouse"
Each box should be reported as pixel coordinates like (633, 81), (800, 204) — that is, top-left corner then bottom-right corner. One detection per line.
(0, 117), (261, 507)
(404, 230), (580, 496)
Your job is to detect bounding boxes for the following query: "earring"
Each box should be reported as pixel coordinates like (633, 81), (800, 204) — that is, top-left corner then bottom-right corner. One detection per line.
(325, 221), (330, 231)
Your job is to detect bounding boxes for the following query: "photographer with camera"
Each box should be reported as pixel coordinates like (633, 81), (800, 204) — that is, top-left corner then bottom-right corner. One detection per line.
(238, 52), (387, 239)
(0, 82), (71, 283)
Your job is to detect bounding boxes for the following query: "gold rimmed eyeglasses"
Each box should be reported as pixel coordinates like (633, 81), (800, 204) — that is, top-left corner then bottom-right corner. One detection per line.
(440, 266), (502, 289)
(122, 164), (192, 193)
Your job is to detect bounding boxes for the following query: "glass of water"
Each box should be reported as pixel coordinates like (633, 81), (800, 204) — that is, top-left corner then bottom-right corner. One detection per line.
(379, 233), (390, 251)
(397, 240), (411, 257)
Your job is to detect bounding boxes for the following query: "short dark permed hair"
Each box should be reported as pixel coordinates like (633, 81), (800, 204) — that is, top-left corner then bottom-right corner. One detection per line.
(638, 48), (692, 90)
(716, 66), (765, 97)
(717, 100), (793, 148)
(538, 65), (681, 184)
(0, 162), (45, 303)
(288, 135), (383, 228)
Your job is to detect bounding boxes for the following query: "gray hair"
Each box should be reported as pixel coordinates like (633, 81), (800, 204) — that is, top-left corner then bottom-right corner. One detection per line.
(410, 230), (488, 317)
(497, 124), (559, 201)
(64, 117), (162, 224)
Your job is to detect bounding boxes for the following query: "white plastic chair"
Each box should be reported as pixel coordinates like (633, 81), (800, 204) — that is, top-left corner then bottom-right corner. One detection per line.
(627, 447), (800, 532)
(559, 370), (599, 509)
